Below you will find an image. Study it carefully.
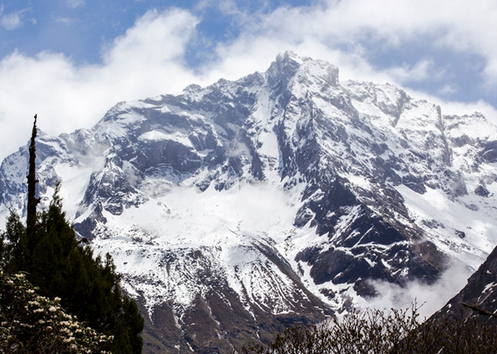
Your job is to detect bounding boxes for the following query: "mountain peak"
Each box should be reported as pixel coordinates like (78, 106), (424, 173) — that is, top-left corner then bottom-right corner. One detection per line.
(267, 51), (339, 92)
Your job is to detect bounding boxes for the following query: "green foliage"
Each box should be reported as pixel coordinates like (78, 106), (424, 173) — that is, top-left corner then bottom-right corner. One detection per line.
(239, 305), (497, 354)
(0, 211), (28, 272)
(0, 271), (112, 353)
(0, 185), (144, 354)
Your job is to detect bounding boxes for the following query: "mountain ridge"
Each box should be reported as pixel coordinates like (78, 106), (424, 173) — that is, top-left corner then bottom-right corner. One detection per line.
(1, 51), (497, 353)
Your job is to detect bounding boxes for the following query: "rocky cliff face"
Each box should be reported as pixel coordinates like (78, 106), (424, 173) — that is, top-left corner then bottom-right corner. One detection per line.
(1, 52), (497, 353)
(430, 243), (497, 326)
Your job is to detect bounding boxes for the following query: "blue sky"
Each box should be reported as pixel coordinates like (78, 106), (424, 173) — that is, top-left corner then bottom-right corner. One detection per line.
(0, 0), (496, 160)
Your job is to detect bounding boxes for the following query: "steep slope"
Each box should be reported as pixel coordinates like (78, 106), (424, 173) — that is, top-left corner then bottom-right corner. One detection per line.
(430, 243), (497, 326)
(1, 52), (497, 353)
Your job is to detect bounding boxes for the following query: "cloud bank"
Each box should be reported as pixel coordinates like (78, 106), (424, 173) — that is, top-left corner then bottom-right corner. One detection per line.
(0, 8), (199, 159)
(367, 261), (473, 319)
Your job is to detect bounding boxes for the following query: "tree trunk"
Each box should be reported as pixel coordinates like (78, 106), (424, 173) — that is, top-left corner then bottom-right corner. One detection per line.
(26, 114), (40, 238)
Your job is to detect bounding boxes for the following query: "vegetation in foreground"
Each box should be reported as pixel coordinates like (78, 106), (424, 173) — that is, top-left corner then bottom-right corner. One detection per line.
(238, 304), (497, 354)
(0, 116), (143, 353)
(0, 270), (112, 353)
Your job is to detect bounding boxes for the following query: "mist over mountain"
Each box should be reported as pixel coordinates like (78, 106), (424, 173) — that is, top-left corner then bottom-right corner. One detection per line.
(431, 244), (497, 326)
(1, 52), (497, 353)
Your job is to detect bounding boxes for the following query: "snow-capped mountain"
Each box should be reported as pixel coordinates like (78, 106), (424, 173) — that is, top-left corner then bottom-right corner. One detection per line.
(1, 52), (497, 353)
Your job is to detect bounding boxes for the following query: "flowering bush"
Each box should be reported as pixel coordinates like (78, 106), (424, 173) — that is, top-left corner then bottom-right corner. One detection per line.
(0, 270), (112, 353)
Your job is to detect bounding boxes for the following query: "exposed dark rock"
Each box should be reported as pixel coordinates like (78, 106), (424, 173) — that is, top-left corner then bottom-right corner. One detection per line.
(475, 184), (490, 197)
(481, 141), (497, 162)
(430, 245), (497, 327)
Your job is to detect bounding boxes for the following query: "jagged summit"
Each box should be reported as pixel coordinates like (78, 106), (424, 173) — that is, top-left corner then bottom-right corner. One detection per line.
(1, 53), (497, 353)
(267, 51), (339, 92)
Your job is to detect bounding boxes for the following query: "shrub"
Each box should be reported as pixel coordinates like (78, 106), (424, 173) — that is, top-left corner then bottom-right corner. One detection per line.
(239, 304), (497, 354)
(0, 270), (112, 353)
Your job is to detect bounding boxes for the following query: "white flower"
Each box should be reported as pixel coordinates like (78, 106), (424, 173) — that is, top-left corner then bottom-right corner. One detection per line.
(48, 306), (57, 312)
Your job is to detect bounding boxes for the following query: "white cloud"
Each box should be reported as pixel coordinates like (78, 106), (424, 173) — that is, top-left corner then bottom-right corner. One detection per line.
(1, 10), (23, 30)
(385, 59), (445, 84)
(103, 9), (196, 68)
(403, 87), (497, 124)
(0, 8), (201, 161)
(66, 0), (85, 9)
(367, 261), (473, 319)
(0, 6), (32, 30)
(438, 83), (458, 96)
(56, 17), (73, 25)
